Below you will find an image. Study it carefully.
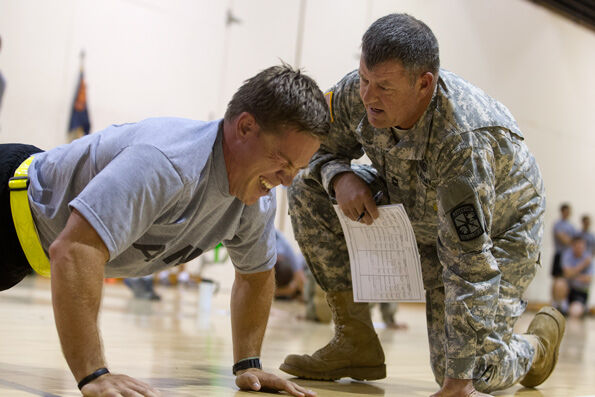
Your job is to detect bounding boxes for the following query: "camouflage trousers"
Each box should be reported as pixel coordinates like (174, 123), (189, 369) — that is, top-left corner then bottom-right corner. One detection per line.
(288, 165), (536, 393)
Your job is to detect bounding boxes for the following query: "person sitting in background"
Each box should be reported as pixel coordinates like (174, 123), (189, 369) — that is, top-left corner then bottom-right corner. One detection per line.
(375, 302), (407, 330)
(274, 230), (306, 300)
(274, 230), (407, 329)
(560, 235), (593, 318)
(551, 203), (575, 310)
(302, 268), (333, 323)
(124, 275), (161, 301)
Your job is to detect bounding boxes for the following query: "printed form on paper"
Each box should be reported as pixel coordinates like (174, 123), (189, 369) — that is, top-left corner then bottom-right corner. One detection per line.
(334, 204), (425, 302)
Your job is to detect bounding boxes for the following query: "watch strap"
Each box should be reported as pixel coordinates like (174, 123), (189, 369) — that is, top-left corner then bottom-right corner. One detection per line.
(232, 357), (261, 375)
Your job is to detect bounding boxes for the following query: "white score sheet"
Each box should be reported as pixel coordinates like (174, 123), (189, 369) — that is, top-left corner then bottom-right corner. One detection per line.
(334, 204), (425, 302)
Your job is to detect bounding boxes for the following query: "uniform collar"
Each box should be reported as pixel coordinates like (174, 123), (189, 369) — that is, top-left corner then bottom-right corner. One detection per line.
(386, 85), (437, 160)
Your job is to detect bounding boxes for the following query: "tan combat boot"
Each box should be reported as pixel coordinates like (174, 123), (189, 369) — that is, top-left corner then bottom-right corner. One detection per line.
(280, 290), (386, 380)
(520, 306), (566, 388)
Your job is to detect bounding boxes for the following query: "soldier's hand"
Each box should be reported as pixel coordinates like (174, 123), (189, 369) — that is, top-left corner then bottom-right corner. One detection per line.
(235, 368), (316, 397)
(80, 373), (161, 396)
(429, 377), (493, 397)
(333, 172), (378, 225)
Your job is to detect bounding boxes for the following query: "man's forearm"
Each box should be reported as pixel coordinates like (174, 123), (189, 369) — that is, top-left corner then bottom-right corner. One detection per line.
(51, 243), (107, 382)
(563, 261), (590, 279)
(579, 257), (593, 270)
(230, 269), (275, 362)
(556, 232), (572, 246)
(48, 209), (110, 383)
(575, 274), (592, 284)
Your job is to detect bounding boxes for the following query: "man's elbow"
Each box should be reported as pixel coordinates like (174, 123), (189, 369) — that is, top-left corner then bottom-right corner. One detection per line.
(235, 268), (275, 283)
(49, 238), (70, 265)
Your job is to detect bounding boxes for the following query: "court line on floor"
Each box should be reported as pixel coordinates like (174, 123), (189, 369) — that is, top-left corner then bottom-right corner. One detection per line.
(0, 378), (62, 397)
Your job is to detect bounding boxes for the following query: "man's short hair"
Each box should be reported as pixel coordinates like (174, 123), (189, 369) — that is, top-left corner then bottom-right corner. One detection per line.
(560, 203), (570, 212)
(572, 235), (585, 243)
(225, 64), (329, 139)
(274, 259), (294, 288)
(362, 13), (440, 78)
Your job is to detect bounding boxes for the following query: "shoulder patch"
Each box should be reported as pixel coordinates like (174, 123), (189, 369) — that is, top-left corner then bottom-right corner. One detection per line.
(450, 204), (484, 241)
(325, 91), (334, 123)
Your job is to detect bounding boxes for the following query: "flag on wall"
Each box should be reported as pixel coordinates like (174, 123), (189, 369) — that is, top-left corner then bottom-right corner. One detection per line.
(67, 69), (91, 141)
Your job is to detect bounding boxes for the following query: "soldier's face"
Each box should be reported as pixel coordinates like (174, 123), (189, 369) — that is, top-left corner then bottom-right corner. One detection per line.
(226, 117), (320, 205)
(358, 58), (428, 130)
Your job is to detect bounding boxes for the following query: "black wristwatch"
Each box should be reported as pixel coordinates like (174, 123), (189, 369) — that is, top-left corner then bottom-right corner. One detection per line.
(232, 357), (262, 375)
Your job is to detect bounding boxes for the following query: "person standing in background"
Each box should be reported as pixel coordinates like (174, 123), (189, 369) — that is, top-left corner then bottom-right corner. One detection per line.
(579, 215), (594, 254)
(551, 203), (576, 310)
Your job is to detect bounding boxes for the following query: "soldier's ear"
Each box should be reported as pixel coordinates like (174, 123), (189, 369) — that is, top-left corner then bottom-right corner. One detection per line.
(418, 72), (435, 94)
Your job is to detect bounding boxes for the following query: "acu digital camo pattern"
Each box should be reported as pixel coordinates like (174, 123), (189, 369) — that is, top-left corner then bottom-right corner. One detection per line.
(288, 69), (545, 392)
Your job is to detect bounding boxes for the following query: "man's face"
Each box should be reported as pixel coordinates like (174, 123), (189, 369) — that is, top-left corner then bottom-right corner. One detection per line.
(358, 58), (427, 129)
(582, 217), (590, 230)
(228, 123), (320, 205)
(562, 207), (571, 219)
(572, 239), (586, 257)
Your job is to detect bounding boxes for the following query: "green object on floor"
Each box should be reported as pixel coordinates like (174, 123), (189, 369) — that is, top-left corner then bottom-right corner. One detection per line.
(214, 242), (223, 263)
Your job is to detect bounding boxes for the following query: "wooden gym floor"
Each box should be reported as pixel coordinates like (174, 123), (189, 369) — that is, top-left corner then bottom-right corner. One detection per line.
(1, 266), (594, 397)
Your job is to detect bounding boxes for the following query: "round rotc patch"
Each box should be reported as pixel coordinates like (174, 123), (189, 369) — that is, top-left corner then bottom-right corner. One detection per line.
(450, 204), (484, 241)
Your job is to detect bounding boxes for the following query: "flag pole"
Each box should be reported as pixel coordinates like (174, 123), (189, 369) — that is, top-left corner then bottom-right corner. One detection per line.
(79, 49), (85, 72)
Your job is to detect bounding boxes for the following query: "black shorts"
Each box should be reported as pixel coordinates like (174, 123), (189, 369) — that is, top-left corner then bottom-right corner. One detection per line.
(551, 252), (563, 277)
(0, 143), (44, 291)
(568, 288), (589, 305)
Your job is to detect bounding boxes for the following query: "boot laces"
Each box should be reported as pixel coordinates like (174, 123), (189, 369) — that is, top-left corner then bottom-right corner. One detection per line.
(317, 305), (347, 354)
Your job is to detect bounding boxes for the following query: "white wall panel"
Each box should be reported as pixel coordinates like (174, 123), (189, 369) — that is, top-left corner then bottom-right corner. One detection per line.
(0, 0), (593, 303)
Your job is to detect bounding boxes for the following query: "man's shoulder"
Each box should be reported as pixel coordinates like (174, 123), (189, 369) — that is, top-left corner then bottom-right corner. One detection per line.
(327, 70), (365, 125)
(435, 69), (522, 138)
(554, 219), (575, 232)
(132, 116), (213, 131)
(128, 118), (221, 182)
(331, 69), (360, 92)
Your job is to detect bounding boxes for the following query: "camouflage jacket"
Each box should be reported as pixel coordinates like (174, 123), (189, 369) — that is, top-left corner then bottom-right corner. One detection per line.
(307, 69), (545, 378)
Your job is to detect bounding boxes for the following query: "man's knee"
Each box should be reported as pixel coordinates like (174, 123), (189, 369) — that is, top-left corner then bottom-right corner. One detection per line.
(552, 278), (569, 301)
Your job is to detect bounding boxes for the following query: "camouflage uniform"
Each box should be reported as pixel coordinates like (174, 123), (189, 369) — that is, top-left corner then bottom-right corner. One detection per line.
(288, 69), (545, 392)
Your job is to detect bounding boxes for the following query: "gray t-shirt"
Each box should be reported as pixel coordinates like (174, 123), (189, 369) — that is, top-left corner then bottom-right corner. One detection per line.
(561, 248), (593, 292)
(579, 230), (595, 254)
(28, 117), (276, 277)
(553, 219), (575, 253)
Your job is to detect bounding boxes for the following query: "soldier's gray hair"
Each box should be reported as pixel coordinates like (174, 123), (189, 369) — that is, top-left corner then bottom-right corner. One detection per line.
(225, 64), (329, 138)
(362, 13), (440, 81)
